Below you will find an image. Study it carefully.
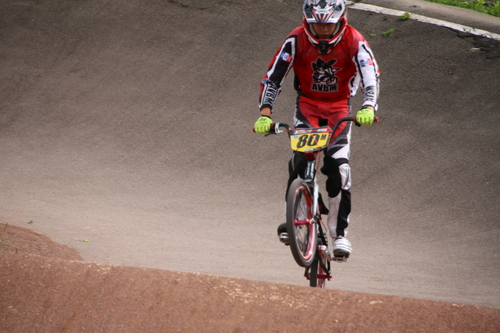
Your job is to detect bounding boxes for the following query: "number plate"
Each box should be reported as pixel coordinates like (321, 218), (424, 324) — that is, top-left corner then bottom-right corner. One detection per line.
(289, 127), (333, 152)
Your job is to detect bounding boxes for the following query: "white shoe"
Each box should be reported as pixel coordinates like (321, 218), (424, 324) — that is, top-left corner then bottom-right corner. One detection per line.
(333, 236), (351, 262)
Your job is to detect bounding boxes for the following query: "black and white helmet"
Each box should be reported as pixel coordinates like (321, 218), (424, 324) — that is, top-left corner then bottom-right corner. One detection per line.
(302, 0), (348, 54)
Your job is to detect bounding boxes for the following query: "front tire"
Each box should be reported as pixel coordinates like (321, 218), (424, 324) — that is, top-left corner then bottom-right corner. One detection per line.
(286, 178), (317, 267)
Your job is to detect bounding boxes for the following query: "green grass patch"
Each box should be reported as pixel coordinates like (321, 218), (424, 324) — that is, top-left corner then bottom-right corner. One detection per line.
(382, 28), (397, 37)
(425, 0), (500, 17)
(398, 12), (411, 21)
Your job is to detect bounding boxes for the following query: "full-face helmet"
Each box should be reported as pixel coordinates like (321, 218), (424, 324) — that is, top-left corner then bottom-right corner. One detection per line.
(302, 0), (348, 54)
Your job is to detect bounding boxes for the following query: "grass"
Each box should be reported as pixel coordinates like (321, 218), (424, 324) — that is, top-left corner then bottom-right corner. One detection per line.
(425, 0), (500, 17)
(398, 12), (411, 21)
(370, 1), (499, 37)
(382, 28), (397, 36)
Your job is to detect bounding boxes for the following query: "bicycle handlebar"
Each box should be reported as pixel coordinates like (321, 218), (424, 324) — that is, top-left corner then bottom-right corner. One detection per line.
(266, 116), (379, 136)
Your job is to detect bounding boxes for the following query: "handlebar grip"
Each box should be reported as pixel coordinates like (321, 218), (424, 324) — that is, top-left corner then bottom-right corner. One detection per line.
(353, 116), (379, 125)
(252, 123), (276, 134)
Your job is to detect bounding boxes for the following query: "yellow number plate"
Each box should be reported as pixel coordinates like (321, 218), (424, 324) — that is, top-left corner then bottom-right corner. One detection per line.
(289, 128), (333, 152)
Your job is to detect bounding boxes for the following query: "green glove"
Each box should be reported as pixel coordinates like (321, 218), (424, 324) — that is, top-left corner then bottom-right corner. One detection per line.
(254, 116), (273, 134)
(356, 108), (375, 126)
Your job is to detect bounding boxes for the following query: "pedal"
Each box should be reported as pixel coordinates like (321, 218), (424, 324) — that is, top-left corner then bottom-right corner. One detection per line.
(332, 254), (348, 263)
(279, 232), (290, 246)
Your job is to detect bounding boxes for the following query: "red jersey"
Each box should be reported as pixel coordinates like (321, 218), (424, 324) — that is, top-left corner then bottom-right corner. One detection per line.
(259, 24), (380, 111)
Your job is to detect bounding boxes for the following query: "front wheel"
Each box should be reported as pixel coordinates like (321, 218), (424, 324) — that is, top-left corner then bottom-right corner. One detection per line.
(286, 178), (317, 267)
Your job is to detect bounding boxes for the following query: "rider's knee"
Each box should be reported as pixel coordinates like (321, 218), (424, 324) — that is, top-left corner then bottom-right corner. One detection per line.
(338, 163), (351, 190)
(325, 175), (341, 198)
(322, 157), (350, 197)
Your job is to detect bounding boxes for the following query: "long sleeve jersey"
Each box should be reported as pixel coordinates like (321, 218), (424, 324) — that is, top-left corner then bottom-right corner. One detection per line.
(259, 24), (380, 111)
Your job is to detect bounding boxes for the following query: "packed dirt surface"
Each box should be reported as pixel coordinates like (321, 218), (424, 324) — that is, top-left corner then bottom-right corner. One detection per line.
(1, 224), (499, 332)
(1, 0), (500, 331)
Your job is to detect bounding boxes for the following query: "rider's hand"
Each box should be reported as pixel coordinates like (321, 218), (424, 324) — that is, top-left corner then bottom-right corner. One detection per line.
(356, 108), (375, 126)
(254, 116), (273, 134)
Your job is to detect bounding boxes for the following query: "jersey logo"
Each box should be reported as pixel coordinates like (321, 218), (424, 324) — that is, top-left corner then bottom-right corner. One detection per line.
(280, 51), (293, 62)
(311, 58), (340, 92)
(360, 58), (373, 67)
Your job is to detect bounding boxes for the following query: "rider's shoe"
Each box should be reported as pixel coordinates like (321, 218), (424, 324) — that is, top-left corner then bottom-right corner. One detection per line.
(277, 223), (289, 246)
(332, 236), (351, 262)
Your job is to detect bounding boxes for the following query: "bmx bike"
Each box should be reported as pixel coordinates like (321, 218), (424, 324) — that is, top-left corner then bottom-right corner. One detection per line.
(262, 116), (376, 288)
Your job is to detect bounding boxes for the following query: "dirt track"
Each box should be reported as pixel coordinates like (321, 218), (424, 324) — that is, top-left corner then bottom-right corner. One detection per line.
(1, 0), (500, 331)
(1, 224), (499, 332)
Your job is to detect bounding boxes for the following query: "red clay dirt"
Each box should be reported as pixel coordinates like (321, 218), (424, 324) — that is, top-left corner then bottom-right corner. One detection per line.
(1, 224), (499, 332)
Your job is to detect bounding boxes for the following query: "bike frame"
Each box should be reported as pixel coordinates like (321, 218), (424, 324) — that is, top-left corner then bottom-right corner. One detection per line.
(271, 123), (335, 286)
(306, 154), (331, 287)
(304, 153), (321, 219)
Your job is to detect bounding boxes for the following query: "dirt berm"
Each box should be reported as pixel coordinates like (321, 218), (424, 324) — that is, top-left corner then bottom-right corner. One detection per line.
(1, 225), (499, 332)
